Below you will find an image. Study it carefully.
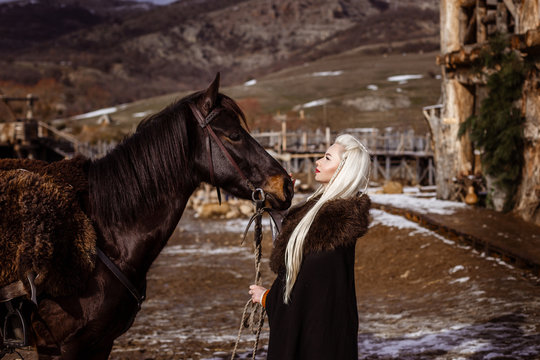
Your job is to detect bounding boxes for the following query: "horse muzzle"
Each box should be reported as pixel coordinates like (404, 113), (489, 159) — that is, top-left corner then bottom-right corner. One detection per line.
(261, 175), (294, 210)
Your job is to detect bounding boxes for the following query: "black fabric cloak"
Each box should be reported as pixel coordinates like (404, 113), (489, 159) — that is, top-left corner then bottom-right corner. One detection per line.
(265, 194), (371, 360)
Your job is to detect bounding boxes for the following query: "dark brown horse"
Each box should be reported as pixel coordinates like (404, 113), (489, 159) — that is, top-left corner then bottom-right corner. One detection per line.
(6, 74), (293, 359)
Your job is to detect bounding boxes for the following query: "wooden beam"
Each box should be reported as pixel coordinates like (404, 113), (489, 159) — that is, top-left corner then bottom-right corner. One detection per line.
(477, 0), (487, 43)
(496, 2), (508, 33)
(502, 0), (517, 19)
(440, 29), (540, 68)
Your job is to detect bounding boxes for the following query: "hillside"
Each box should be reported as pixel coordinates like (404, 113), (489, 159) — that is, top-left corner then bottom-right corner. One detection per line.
(0, 0), (440, 119)
(59, 48), (442, 146)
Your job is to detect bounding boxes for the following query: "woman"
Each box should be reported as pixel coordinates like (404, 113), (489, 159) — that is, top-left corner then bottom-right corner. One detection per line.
(249, 134), (371, 359)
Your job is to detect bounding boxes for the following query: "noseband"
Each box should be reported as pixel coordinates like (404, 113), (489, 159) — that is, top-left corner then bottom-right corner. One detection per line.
(188, 103), (256, 203)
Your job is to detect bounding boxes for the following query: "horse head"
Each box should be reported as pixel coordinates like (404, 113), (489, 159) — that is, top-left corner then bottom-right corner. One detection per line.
(189, 73), (293, 210)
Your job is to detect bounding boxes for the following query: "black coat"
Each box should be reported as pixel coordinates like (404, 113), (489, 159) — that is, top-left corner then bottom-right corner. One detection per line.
(265, 195), (371, 360)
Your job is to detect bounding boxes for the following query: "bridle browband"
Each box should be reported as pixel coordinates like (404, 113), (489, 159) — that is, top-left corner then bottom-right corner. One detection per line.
(188, 102), (256, 203)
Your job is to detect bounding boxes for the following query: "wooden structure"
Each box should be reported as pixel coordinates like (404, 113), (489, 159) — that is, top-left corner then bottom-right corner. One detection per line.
(252, 127), (434, 186)
(0, 95), (114, 161)
(425, 0), (540, 225)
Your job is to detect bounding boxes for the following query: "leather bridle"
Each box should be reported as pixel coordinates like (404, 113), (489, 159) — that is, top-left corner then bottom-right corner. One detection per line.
(189, 102), (258, 203)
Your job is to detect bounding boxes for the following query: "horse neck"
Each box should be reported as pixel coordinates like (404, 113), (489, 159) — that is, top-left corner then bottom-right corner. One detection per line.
(89, 132), (199, 277)
(100, 182), (197, 278)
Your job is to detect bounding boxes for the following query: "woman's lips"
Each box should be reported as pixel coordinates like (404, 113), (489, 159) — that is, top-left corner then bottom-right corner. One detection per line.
(315, 169), (320, 173)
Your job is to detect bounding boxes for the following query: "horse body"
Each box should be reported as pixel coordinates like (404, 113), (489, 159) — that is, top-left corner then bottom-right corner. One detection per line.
(1, 74), (293, 359)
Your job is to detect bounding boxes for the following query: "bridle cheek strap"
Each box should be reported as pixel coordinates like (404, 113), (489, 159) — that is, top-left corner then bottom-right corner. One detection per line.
(188, 103), (255, 202)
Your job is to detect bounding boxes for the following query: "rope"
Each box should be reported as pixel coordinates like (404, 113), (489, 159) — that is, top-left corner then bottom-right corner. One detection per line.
(231, 195), (267, 360)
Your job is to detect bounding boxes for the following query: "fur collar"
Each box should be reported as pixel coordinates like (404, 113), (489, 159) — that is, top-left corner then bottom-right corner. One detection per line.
(269, 194), (371, 274)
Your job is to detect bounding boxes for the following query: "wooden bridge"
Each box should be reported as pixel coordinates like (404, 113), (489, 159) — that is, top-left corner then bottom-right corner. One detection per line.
(252, 127), (435, 186)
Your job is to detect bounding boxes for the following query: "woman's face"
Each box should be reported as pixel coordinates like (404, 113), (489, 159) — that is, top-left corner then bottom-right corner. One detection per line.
(315, 143), (344, 184)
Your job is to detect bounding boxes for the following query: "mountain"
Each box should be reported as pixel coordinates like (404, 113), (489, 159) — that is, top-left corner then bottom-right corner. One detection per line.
(0, 0), (440, 119)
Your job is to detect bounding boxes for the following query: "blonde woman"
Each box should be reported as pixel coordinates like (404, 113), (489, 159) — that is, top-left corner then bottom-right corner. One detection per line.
(249, 134), (371, 360)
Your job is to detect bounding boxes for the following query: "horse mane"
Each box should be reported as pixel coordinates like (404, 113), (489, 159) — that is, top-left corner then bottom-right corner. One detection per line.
(88, 91), (246, 230)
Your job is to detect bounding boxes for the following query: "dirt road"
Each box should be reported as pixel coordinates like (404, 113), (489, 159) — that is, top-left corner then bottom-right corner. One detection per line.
(6, 207), (540, 359)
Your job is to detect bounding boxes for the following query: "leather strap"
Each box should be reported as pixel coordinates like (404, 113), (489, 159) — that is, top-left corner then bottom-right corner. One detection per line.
(97, 248), (145, 309)
(0, 281), (26, 302)
(188, 103), (255, 192)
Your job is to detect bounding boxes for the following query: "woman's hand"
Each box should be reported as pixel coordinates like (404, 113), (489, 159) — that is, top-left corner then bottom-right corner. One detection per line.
(249, 284), (267, 304)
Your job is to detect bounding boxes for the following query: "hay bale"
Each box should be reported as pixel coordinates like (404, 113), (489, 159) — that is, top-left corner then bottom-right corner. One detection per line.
(383, 181), (403, 194)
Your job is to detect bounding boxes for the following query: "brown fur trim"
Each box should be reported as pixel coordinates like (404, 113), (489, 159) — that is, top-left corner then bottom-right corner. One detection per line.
(269, 195), (371, 274)
(0, 156), (90, 211)
(0, 168), (96, 298)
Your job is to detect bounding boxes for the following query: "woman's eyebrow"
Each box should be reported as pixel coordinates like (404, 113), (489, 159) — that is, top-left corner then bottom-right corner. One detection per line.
(326, 153), (332, 158)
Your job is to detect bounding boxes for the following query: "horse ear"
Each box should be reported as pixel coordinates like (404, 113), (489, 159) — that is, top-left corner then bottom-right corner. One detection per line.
(200, 72), (220, 116)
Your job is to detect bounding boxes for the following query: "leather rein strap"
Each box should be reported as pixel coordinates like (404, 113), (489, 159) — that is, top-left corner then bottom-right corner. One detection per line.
(97, 248), (145, 309)
(188, 103), (255, 199)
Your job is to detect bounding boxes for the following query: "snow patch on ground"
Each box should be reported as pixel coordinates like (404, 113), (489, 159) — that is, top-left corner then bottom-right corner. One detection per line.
(162, 244), (248, 256)
(370, 209), (455, 246)
(133, 110), (152, 118)
(449, 265), (465, 274)
(72, 106), (118, 120)
(387, 74), (423, 82)
(300, 98), (330, 109)
(312, 71), (343, 77)
(72, 104), (128, 120)
(369, 193), (467, 215)
(358, 319), (540, 359)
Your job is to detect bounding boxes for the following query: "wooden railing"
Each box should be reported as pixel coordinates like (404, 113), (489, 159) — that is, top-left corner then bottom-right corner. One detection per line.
(252, 127), (433, 155)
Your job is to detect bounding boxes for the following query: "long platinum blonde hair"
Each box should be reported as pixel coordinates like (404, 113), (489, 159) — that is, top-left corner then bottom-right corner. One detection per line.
(283, 134), (371, 303)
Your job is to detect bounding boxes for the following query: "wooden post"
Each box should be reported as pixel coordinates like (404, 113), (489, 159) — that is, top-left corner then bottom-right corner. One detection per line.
(385, 156), (391, 181)
(281, 118), (287, 153)
(477, 0), (487, 43)
(496, 1), (508, 33)
(428, 158), (434, 185)
(325, 127), (331, 150)
(372, 156), (379, 181)
(302, 132), (307, 152)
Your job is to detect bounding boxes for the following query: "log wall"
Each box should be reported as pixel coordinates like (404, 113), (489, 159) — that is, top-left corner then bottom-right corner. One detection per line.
(433, 0), (540, 225)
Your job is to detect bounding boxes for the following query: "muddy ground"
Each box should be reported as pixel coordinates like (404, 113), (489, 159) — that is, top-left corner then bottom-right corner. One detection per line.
(6, 206), (540, 360)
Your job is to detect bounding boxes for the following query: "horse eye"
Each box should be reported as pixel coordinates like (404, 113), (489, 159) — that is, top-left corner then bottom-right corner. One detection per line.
(228, 132), (241, 142)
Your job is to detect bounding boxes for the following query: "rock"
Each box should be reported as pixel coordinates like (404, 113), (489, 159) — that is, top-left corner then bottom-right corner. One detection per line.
(197, 202), (231, 219)
(239, 204), (254, 217)
(383, 181), (403, 194)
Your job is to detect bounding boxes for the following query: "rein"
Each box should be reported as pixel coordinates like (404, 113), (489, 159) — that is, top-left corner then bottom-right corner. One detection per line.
(188, 103), (255, 204)
(96, 248), (145, 309)
(231, 189), (268, 360)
